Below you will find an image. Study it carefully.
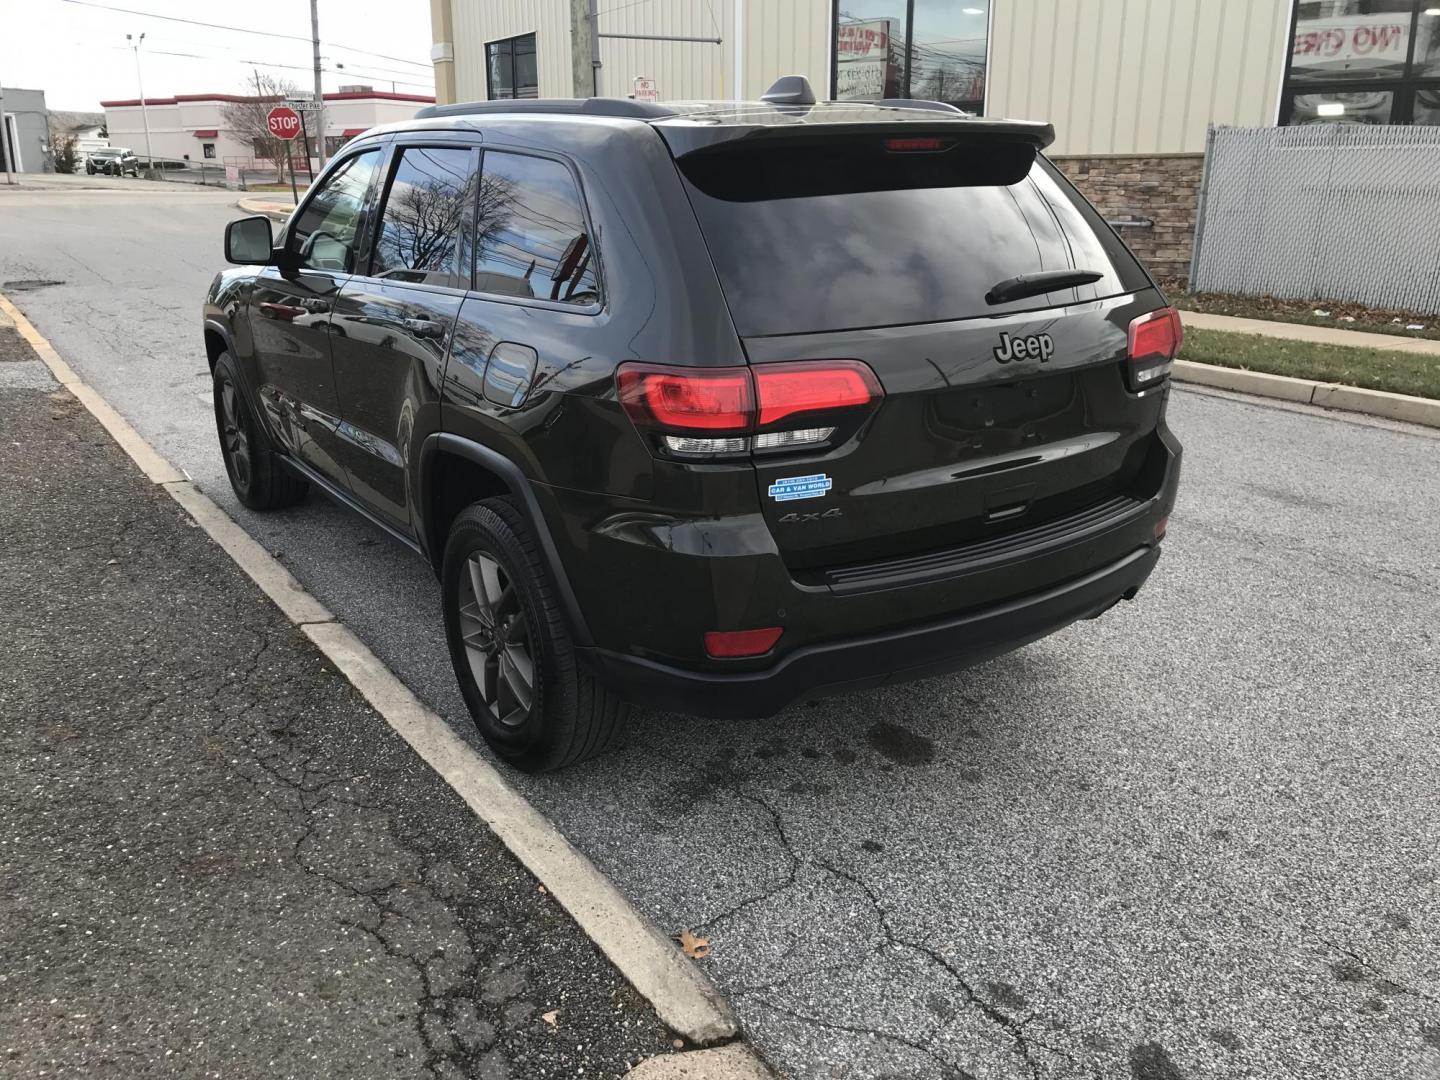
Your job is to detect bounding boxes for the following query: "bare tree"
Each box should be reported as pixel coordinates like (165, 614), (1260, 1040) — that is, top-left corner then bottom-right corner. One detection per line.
(50, 126), (79, 174)
(221, 72), (301, 181)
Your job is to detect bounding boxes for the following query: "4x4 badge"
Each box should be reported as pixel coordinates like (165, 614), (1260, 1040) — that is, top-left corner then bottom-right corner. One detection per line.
(994, 331), (1055, 364)
(779, 508), (844, 523)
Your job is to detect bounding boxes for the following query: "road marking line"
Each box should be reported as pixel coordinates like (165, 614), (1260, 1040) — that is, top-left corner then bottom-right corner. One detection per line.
(0, 288), (743, 1050)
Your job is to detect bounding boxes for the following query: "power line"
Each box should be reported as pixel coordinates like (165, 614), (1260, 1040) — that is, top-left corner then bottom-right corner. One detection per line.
(101, 45), (433, 90)
(58, 0), (433, 69)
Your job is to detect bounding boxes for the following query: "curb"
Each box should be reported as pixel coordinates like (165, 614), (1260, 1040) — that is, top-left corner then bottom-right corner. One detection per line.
(1172, 359), (1440, 429)
(624, 1044), (775, 1079)
(236, 196), (296, 222)
(0, 288), (749, 1054)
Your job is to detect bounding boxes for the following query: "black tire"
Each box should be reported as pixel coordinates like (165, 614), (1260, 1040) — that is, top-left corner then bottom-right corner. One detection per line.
(212, 351), (308, 511)
(442, 497), (627, 772)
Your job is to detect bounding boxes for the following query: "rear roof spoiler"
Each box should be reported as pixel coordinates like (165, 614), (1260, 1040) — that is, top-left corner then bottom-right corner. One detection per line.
(656, 115), (1056, 158)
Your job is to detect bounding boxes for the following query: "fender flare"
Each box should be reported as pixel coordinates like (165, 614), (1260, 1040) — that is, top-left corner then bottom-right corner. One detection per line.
(202, 317), (236, 363)
(417, 432), (594, 648)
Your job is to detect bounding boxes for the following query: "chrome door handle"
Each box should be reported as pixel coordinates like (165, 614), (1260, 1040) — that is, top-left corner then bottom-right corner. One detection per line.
(404, 318), (445, 339)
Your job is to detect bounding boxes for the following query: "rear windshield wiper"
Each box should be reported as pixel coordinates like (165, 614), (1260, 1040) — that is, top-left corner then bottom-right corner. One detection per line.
(985, 269), (1105, 306)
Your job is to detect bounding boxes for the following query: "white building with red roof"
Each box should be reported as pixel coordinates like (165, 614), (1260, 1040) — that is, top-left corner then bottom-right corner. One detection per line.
(101, 88), (434, 170)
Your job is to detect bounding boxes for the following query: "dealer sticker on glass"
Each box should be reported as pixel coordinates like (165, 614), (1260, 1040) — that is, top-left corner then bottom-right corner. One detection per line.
(768, 474), (833, 502)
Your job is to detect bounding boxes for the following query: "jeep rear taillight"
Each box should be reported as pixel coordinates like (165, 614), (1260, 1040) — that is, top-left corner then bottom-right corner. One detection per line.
(616, 360), (883, 459)
(616, 365), (752, 432)
(1126, 307), (1183, 392)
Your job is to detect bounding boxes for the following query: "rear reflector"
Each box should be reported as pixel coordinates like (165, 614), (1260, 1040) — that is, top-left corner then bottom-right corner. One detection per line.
(1154, 515), (1169, 540)
(705, 627), (783, 658)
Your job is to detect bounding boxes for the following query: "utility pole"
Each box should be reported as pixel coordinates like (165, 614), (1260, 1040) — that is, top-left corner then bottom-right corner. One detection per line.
(126, 33), (156, 177)
(588, 0), (602, 97)
(310, 0), (326, 171)
(569, 0), (595, 97)
(0, 75), (14, 185)
(733, 0), (744, 100)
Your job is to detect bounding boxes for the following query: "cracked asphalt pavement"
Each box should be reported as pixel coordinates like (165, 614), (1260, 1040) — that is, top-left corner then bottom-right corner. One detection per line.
(0, 322), (678, 1077)
(3, 185), (1439, 1079)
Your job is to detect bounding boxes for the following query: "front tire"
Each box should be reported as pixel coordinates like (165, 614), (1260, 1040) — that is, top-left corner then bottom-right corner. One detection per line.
(212, 351), (308, 511)
(442, 498), (627, 772)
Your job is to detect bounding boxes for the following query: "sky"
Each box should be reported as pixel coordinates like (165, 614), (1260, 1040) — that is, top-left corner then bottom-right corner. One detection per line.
(0, 0), (435, 110)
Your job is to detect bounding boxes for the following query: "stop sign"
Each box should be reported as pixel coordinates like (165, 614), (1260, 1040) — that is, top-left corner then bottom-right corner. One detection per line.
(266, 105), (302, 141)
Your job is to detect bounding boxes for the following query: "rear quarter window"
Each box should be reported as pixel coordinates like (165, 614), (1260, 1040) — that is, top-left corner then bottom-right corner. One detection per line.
(678, 136), (1151, 337)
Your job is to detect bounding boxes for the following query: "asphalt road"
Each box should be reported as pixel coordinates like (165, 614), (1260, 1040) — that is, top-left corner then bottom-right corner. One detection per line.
(0, 322), (676, 1078)
(3, 186), (1438, 1080)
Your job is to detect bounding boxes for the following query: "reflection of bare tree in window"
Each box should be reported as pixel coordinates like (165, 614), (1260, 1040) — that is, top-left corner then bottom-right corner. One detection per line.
(473, 173), (518, 260)
(472, 153), (597, 304)
(377, 171), (489, 275)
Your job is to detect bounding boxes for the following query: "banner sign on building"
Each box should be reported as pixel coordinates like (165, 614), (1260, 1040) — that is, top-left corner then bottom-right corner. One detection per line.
(836, 19), (896, 99)
(1293, 15), (1411, 71)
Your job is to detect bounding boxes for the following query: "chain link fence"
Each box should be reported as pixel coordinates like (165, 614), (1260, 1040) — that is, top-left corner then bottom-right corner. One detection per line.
(1189, 124), (1440, 314)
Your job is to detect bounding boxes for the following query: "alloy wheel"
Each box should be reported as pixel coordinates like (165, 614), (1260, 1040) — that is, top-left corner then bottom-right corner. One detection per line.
(456, 551), (536, 728)
(218, 377), (251, 491)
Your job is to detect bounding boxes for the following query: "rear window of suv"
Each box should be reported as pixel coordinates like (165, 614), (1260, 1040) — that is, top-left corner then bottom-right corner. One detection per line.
(676, 135), (1151, 337)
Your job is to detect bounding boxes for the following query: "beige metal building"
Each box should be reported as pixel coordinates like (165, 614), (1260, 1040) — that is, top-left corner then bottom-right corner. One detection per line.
(427, 0), (1440, 278)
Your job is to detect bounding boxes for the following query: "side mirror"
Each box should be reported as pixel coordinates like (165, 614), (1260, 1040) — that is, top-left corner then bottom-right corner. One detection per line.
(225, 216), (275, 265)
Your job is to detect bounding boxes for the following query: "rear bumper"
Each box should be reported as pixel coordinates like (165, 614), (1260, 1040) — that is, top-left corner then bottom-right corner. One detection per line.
(587, 543), (1161, 719)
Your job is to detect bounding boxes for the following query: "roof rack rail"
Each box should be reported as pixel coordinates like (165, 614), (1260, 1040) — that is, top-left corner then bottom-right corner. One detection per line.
(870, 98), (968, 114)
(414, 97), (675, 121)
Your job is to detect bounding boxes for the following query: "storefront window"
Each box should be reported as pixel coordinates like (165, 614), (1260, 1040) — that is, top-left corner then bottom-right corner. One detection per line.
(1414, 86), (1440, 121)
(1413, 6), (1440, 72)
(1286, 88), (1396, 122)
(833, 1), (988, 113)
(1284, 1), (1440, 124)
(908, 1), (988, 109)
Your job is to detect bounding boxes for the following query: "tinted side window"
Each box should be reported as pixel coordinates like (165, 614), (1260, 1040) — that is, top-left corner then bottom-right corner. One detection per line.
(472, 152), (599, 305)
(293, 150), (382, 273)
(370, 146), (475, 289)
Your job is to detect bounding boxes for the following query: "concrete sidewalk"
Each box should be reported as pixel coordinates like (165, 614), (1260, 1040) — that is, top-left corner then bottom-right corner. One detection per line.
(0, 318), (683, 1078)
(1179, 309), (1440, 357)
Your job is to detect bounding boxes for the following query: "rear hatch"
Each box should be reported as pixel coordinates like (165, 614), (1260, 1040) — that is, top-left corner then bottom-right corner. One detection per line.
(664, 113), (1169, 575)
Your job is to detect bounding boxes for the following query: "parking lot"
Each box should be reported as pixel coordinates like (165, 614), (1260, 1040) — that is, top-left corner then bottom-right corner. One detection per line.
(2, 184), (1438, 1079)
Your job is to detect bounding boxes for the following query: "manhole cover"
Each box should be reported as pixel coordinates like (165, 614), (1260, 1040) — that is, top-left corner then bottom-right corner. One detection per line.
(2, 279), (65, 291)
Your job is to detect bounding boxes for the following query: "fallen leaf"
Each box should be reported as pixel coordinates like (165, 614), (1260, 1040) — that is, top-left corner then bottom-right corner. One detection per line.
(678, 929), (710, 960)
(541, 1010), (559, 1027)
